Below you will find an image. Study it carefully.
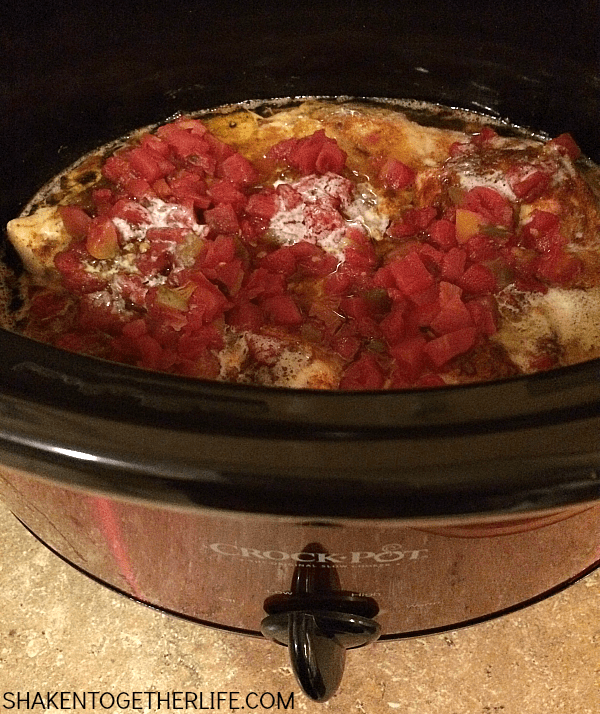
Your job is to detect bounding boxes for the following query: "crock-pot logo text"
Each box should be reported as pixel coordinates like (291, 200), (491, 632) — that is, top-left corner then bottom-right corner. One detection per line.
(209, 543), (428, 565)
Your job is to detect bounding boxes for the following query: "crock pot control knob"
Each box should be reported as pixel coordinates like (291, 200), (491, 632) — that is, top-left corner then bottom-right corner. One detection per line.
(261, 609), (380, 702)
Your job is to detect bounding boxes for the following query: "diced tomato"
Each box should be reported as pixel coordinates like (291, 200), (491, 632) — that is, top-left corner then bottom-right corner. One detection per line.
(185, 280), (231, 325)
(340, 296), (375, 321)
(324, 268), (355, 296)
(438, 280), (463, 302)
(174, 117), (208, 137)
(212, 259), (244, 294)
(430, 296), (474, 335)
(440, 247), (467, 282)
(102, 156), (137, 185)
(201, 235), (237, 270)
(388, 219), (417, 239)
(266, 137), (299, 164)
(203, 133), (236, 163)
(389, 335), (427, 379)
(423, 327), (477, 368)
(204, 203), (240, 235)
(261, 294), (303, 325)
(28, 289), (69, 320)
(207, 179), (248, 213)
(372, 263), (397, 290)
(464, 234), (501, 263)
(534, 249), (583, 285)
(417, 243), (443, 274)
(330, 324), (361, 361)
(139, 133), (172, 157)
(340, 353), (385, 390)
(314, 141), (347, 175)
(217, 153), (259, 187)
(54, 244), (108, 294)
(458, 264), (497, 294)
(77, 296), (124, 334)
(92, 188), (116, 216)
(158, 126), (209, 159)
(137, 241), (174, 278)
(282, 130), (347, 176)
(260, 246), (298, 277)
(177, 324), (224, 360)
(519, 210), (564, 252)
(246, 191), (278, 220)
(403, 297), (441, 336)
(126, 147), (174, 183)
(449, 141), (472, 157)
(465, 296), (497, 336)
(124, 177), (156, 200)
(227, 300), (264, 332)
(308, 298), (344, 334)
(379, 158), (416, 190)
(388, 252), (435, 297)
(428, 219), (457, 250)
(547, 132), (581, 160)
(508, 167), (552, 203)
(244, 267), (286, 299)
(108, 199), (149, 225)
(380, 305), (406, 345)
(471, 126), (498, 147)
(113, 274), (148, 307)
(404, 207), (438, 232)
(460, 187), (514, 228)
(58, 205), (92, 240)
(86, 217), (119, 260)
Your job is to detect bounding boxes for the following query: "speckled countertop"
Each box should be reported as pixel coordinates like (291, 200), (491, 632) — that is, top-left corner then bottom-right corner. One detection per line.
(1, 499), (599, 713)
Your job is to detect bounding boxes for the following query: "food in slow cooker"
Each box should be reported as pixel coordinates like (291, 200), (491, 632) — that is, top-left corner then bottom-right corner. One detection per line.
(4, 99), (600, 389)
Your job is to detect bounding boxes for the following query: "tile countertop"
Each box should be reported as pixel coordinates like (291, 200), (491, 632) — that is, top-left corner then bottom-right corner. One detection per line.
(0, 500), (599, 714)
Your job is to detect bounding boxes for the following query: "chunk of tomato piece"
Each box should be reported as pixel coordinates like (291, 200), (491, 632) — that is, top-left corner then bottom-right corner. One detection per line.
(86, 217), (119, 260)
(428, 219), (457, 250)
(460, 186), (514, 228)
(430, 297), (474, 335)
(548, 132), (581, 160)
(440, 247), (467, 282)
(226, 300), (265, 332)
(54, 244), (108, 294)
(204, 203), (240, 235)
(314, 141), (347, 174)
(534, 249), (583, 285)
(465, 296), (497, 336)
(379, 158), (416, 190)
(388, 252), (435, 297)
(126, 146), (175, 183)
(457, 264), (497, 294)
(58, 205), (92, 240)
(508, 167), (552, 203)
(389, 334), (427, 380)
(261, 295), (303, 325)
(423, 327), (477, 368)
(339, 353), (385, 391)
(217, 153), (259, 187)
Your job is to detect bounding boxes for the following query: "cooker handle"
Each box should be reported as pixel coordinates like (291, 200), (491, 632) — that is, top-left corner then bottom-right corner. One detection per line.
(261, 609), (380, 702)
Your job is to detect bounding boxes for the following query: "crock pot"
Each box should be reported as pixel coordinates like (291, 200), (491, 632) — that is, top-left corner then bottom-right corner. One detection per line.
(1, 0), (600, 702)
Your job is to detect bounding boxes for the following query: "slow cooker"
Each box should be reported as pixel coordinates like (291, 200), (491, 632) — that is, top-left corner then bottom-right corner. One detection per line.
(1, 0), (599, 701)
